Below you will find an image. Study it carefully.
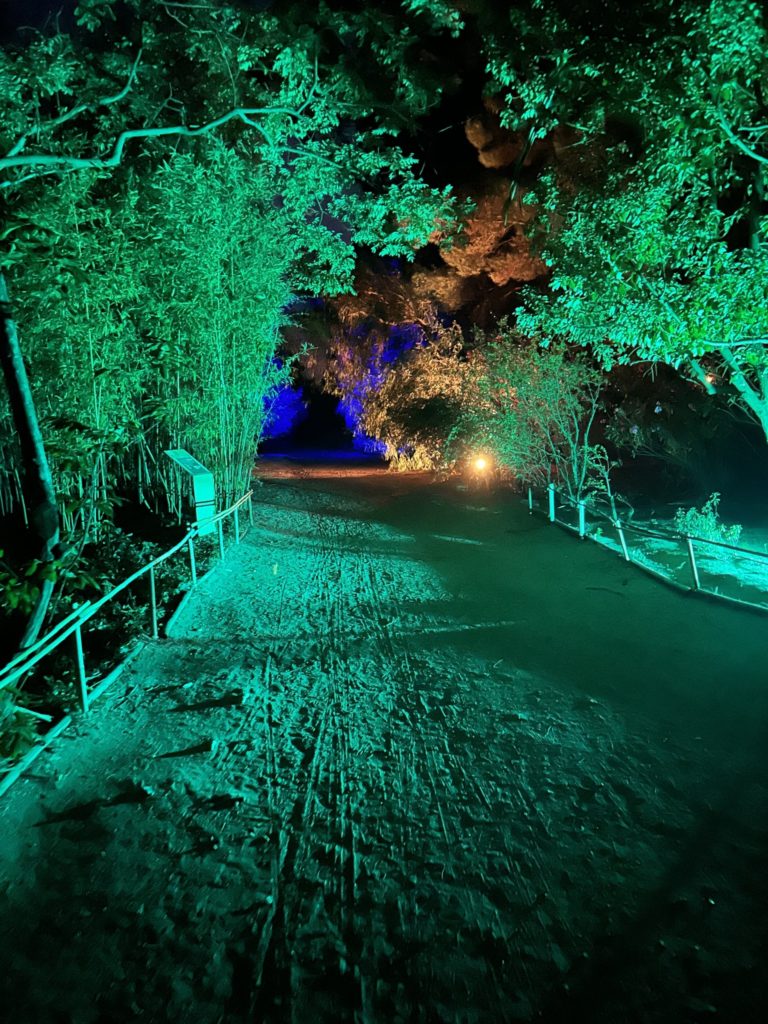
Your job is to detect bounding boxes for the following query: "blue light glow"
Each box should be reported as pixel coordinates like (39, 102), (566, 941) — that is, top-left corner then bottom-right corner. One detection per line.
(262, 383), (309, 439)
(337, 323), (426, 453)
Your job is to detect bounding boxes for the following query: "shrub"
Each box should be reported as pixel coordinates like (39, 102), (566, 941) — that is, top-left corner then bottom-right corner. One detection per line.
(0, 688), (39, 764)
(673, 493), (742, 544)
(454, 329), (611, 502)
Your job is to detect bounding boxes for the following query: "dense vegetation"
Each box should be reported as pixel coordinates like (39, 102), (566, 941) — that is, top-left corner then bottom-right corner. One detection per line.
(2, 0), (767, 754)
(316, 0), (768, 478)
(0, 0), (461, 648)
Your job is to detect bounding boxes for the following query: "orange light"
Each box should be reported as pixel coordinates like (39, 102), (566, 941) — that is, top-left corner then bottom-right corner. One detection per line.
(474, 457), (488, 471)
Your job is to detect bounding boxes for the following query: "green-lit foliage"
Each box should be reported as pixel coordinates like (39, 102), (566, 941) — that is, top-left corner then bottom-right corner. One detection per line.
(487, 0), (768, 439)
(0, 0), (461, 536)
(0, 687), (37, 762)
(673, 492), (742, 543)
(338, 322), (471, 471)
(132, 145), (295, 507)
(455, 328), (609, 503)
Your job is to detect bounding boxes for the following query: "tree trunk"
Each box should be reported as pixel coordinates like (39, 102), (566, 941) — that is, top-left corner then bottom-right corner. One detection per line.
(0, 272), (59, 649)
(720, 344), (768, 443)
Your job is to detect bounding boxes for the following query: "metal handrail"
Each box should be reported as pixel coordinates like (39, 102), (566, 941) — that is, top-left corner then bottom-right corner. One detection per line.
(533, 482), (768, 613)
(612, 516), (767, 558)
(544, 483), (768, 562)
(0, 603), (92, 682)
(0, 611), (92, 692)
(0, 489), (253, 697)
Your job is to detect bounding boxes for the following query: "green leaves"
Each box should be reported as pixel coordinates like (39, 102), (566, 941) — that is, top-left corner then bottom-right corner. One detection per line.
(74, 1), (123, 32)
(401, 0), (464, 37)
(504, 0), (768, 433)
(1, 0), (466, 529)
(455, 327), (607, 500)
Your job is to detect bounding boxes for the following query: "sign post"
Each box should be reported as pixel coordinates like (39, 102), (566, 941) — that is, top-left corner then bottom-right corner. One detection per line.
(164, 449), (216, 536)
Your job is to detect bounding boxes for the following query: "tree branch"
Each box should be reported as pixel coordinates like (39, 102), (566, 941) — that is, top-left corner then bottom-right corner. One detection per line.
(700, 337), (768, 349)
(0, 104), (333, 188)
(717, 110), (768, 167)
(719, 344), (766, 422)
(687, 358), (718, 394)
(6, 49), (144, 159)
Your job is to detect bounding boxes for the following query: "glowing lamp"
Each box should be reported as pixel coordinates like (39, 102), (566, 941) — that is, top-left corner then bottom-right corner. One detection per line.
(474, 457), (488, 471)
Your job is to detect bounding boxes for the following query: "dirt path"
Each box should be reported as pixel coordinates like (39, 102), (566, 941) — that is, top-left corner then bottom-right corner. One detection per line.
(2, 474), (767, 1023)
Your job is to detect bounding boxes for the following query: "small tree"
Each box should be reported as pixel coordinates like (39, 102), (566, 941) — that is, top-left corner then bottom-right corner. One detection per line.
(458, 331), (608, 502)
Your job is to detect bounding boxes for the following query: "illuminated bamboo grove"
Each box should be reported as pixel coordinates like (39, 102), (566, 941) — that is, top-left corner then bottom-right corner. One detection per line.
(0, 0), (459, 646)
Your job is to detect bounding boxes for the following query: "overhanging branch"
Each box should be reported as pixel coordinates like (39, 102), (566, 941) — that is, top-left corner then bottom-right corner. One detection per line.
(6, 49), (144, 159)
(0, 104), (326, 189)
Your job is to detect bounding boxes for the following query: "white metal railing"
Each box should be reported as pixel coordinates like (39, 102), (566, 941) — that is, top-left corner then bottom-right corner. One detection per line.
(0, 489), (253, 792)
(529, 482), (768, 614)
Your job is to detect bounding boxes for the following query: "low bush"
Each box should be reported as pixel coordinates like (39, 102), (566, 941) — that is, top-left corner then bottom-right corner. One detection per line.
(673, 493), (742, 544)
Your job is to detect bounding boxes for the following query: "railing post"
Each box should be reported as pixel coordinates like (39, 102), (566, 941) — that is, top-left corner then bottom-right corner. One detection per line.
(578, 500), (586, 539)
(188, 534), (197, 586)
(74, 623), (89, 712)
(528, 486), (533, 515)
(149, 563), (158, 639)
(615, 519), (631, 562)
(548, 482), (556, 523)
(234, 505), (240, 545)
(218, 518), (225, 559)
(686, 536), (701, 590)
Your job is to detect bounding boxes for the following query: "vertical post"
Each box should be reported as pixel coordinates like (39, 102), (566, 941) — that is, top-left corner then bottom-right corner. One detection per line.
(615, 519), (631, 562)
(218, 518), (225, 559)
(548, 482), (556, 523)
(149, 563), (158, 639)
(527, 486), (533, 515)
(234, 505), (240, 545)
(578, 500), (586, 539)
(74, 623), (89, 712)
(686, 536), (701, 590)
(188, 533), (197, 586)
(248, 495), (253, 526)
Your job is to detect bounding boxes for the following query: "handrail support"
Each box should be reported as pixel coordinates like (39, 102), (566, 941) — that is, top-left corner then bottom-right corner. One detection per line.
(686, 536), (701, 590)
(188, 534), (197, 586)
(74, 624), (88, 713)
(149, 564), (158, 639)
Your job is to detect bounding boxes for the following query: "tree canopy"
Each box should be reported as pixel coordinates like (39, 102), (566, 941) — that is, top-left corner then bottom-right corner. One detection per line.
(0, 0), (464, 517)
(0, 0), (470, 651)
(491, 0), (768, 437)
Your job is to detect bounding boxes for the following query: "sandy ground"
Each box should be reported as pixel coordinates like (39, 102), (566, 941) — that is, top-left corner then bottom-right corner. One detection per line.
(1, 468), (768, 1023)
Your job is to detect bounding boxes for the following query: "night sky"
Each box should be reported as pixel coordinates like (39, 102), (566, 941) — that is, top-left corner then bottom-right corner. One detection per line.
(0, 0), (72, 36)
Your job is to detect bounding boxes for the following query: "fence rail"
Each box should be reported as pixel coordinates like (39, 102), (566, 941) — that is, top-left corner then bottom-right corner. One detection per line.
(530, 483), (768, 614)
(0, 489), (254, 796)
